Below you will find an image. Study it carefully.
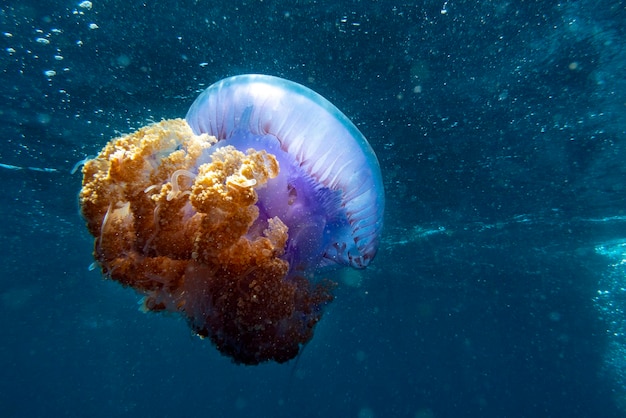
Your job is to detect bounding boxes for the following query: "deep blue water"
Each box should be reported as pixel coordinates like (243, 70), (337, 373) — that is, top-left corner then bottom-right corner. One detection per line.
(3, 0), (626, 417)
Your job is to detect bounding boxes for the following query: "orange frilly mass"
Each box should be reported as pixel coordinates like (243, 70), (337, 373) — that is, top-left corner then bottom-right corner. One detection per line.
(80, 119), (334, 365)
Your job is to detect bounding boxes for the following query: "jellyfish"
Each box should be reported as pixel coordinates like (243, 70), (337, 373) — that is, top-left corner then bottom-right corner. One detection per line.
(79, 74), (384, 365)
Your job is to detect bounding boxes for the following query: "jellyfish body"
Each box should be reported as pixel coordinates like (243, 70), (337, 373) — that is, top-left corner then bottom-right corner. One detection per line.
(186, 74), (385, 272)
(80, 75), (384, 364)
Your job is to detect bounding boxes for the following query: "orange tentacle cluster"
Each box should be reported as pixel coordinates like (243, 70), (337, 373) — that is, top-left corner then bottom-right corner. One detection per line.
(80, 119), (334, 365)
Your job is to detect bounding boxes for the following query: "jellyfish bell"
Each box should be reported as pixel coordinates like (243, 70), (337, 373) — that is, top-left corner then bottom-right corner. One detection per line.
(80, 74), (384, 365)
(186, 74), (385, 272)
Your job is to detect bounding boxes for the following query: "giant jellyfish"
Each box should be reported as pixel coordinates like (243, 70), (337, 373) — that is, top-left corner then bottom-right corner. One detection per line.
(80, 74), (384, 364)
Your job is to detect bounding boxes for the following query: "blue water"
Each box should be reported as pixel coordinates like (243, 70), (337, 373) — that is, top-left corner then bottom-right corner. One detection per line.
(2, 0), (626, 417)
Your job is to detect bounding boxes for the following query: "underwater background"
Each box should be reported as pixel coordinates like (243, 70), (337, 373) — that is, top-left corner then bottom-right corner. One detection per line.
(2, 0), (626, 416)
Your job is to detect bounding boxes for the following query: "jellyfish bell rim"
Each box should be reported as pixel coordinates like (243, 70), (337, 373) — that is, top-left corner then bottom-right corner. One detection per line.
(186, 74), (384, 268)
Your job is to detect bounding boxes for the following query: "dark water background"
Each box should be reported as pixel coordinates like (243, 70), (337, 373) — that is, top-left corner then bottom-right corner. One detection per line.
(2, 0), (626, 417)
